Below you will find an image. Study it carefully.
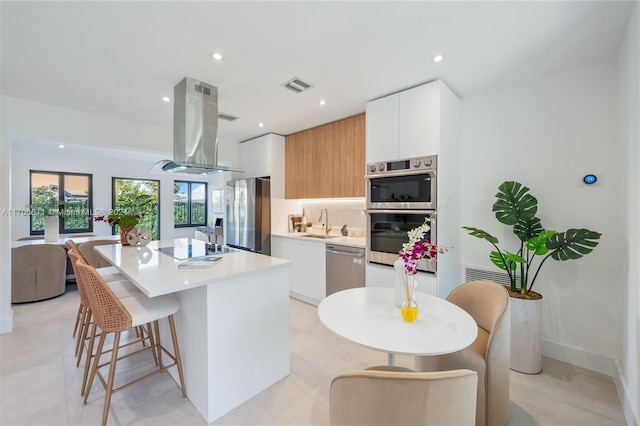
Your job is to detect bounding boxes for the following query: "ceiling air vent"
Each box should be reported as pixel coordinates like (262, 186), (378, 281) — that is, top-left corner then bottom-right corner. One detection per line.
(281, 77), (313, 93)
(218, 113), (238, 122)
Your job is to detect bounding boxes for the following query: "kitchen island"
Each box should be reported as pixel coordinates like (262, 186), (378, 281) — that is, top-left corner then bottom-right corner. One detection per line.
(95, 238), (291, 424)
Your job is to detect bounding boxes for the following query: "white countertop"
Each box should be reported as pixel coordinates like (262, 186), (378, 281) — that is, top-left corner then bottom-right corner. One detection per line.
(272, 232), (365, 249)
(94, 238), (291, 297)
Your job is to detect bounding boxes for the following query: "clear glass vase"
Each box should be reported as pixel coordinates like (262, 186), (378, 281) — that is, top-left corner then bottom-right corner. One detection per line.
(400, 271), (419, 323)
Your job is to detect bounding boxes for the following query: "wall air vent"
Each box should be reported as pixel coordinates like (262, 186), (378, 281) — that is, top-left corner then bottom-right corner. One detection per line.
(464, 265), (518, 287)
(281, 77), (314, 93)
(218, 113), (238, 122)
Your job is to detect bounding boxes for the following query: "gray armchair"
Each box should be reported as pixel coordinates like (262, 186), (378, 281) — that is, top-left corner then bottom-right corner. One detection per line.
(11, 245), (67, 303)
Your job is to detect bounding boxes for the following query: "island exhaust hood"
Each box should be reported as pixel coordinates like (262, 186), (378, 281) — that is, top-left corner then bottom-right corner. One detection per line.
(151, 77), (243, 174)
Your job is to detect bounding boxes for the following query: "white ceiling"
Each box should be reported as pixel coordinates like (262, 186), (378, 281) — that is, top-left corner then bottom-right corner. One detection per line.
(0, 1), (635, 146)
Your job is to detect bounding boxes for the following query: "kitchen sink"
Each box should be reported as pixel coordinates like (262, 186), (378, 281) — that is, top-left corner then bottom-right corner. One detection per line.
(302, 234), (338, 239)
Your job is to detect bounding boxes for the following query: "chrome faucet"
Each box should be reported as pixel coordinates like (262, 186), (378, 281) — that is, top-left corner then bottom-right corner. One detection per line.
(319, 207), (331, 235)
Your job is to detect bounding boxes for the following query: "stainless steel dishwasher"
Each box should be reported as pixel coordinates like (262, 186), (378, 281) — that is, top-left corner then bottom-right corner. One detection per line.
(326, 244), (365, 296)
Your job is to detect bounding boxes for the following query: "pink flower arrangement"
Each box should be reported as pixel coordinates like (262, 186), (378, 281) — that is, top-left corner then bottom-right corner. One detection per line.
(398, 214), (446, 275)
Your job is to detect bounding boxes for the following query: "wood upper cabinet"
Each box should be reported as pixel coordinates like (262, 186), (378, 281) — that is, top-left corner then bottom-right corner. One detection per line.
(285, 114), (365, 199)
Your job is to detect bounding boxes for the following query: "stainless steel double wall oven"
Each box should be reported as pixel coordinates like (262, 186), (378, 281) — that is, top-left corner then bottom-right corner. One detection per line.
(365, 155), (437, 273)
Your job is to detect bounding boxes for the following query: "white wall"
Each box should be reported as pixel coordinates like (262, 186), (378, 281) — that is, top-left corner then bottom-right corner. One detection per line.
(0, 95), (240, 333)
(459, 60), (624, 374)
(617, 3), (639, 424)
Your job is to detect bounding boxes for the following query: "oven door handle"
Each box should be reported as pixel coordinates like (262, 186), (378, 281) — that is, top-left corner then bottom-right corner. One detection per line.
(365, 209), (436, 215)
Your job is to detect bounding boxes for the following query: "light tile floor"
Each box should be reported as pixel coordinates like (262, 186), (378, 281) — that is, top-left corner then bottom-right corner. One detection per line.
(0, 285), (628, 426)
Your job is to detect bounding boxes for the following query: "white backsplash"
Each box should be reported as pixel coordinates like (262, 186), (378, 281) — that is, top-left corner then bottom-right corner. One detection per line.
(300, 199), (366, 237)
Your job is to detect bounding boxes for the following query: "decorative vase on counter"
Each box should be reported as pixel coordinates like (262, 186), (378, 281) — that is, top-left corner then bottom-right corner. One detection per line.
(119, 226), (135, 245)
(44, 215), (59, 243)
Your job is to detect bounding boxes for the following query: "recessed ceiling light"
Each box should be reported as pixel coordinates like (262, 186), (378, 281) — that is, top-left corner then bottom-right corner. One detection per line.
(431, 54), (445, 63)
(162, 96), (171, 102)
(58, 144), (65, 149)
(209, 51), (224, 61)
(318, 99), (327, 105)
(258, 123), (264, 127)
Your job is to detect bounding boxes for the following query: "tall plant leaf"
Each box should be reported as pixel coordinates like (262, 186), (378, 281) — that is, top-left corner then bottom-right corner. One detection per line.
(526, 230), (557, 255)
(546, 229), (601, 261)
(493, 181), (538, 225)
(514, 216), (543, 242)
(490, 250), (524, 270)
(462, 226), (499, 244)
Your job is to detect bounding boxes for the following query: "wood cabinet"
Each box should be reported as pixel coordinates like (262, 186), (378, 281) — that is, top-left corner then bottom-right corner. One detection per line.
(285, 114), (365, 199)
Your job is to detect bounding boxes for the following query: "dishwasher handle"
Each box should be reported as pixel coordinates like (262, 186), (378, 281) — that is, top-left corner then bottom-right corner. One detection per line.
(326, 245), (364, 257)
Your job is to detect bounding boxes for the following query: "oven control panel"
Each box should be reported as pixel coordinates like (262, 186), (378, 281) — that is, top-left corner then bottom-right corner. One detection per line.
(367, 155), (437, 175)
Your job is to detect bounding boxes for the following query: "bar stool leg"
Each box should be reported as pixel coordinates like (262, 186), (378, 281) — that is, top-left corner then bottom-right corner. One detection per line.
(76, 307), (91, 367)
(81, 323), (98, 397)
(101, 331), (121, 426)
(72, 303), (83, 339)
(153, 320), (163, 368)
(168, 315), (187, 397)
(83, 330), (106, 405)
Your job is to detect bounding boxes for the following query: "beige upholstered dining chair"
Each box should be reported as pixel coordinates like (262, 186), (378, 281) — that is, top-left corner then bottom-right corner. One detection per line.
(77, 239), (120, 268)
(11, 245), (67, 303)
(16, 236), (45, 241)
(330, 367), (478, 426)
(415, 280), (510, 426)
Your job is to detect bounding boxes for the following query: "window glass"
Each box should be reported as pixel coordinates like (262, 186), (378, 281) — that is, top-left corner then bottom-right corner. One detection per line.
(112, 178), (160, 240)
(190, 183), (206, 225)
(174, 181), (208, 227)
(29, 171), (92, 234)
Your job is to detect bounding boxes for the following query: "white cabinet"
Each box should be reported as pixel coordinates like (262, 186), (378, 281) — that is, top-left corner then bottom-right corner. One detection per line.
(366, 81), (441, 163)
(398, 83), (438, 159)
(364, 80), (462, 299)
(272, 236), (303, 295)
(239, 136), (272, 178)
(300, 240), (326, 302)
(366, 93), (399, 163)
(271, 236), (326, 305)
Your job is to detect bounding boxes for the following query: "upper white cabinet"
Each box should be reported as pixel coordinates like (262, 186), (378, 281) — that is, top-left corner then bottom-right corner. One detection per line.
(239, 135), (273, 178)
(365, 94), (399, 163)
(366, 80), (444, 163)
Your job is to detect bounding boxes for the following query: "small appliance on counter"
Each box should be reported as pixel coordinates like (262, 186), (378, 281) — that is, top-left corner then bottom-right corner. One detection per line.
(288, 214), (303, 232)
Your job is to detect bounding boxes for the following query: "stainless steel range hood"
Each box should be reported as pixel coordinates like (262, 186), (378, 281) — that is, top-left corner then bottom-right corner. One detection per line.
(151, 77), (243, 174)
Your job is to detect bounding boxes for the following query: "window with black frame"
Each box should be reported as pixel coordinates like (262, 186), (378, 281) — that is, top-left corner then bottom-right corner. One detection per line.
(29, 170), (93, 235)
(174, 181), (208, 227)
(112, 178), (160, 240)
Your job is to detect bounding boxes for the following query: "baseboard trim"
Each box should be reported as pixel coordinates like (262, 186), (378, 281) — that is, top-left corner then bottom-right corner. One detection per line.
(0, 310), (13, 334)
(612, 359), (639, 426)
(542, 339), (615, 376)
(542, 340), (638, 425)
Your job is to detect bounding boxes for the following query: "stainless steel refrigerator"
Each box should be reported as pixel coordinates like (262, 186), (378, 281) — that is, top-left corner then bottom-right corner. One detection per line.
(225, 177), (271, 255)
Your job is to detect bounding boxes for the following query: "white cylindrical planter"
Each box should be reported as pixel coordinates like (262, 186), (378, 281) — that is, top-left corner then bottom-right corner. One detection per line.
(44, 215), (59, 242)
(510, 295), (543, 374)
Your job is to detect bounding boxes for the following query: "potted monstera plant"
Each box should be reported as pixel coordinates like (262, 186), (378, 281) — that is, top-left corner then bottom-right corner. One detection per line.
(463, 180), (601, 374)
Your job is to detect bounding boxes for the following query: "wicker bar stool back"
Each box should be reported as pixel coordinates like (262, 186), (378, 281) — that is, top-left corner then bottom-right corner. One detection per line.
(76, 262), (186, 426)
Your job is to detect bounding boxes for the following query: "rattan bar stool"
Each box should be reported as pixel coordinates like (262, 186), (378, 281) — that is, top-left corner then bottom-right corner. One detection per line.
(67, 248), (141, 361)
(68, 250), (148, 399)
(66, 240), (128, 341)
(76, 262), (186, 426)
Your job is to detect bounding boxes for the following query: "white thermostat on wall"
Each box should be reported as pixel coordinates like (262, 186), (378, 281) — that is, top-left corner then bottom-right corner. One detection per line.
(583, 174), (597, 185)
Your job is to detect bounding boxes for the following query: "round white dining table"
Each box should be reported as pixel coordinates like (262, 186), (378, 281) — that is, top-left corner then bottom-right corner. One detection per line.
(317, 287), (478, 365)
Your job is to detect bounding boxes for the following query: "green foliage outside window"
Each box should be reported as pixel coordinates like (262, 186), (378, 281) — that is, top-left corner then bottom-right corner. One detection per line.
(112, 178), (160, 240)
